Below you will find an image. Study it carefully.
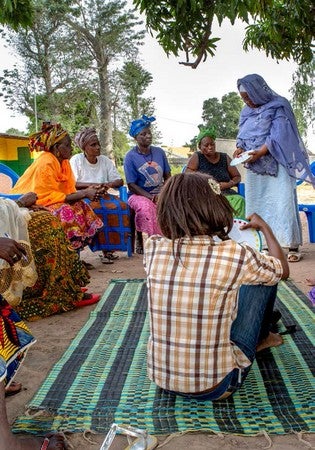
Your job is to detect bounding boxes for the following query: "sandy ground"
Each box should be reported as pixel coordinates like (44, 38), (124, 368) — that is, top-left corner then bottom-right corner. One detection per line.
(6, 189), (315, 449)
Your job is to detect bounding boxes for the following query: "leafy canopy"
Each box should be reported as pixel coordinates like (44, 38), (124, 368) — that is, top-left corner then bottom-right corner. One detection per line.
(133, 0), (314, 68)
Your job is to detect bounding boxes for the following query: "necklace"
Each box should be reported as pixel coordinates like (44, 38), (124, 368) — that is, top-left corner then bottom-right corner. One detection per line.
(137, 147), (153, 165)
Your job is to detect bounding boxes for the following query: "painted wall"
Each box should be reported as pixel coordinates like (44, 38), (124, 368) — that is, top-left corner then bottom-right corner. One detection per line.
(0, 133), (38, 176)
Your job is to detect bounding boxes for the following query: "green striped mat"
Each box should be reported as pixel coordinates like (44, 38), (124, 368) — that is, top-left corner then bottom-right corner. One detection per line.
(13, 279), (314, 436)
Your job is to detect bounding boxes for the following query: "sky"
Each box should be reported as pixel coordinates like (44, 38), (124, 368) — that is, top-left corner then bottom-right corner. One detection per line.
(0, 18), (313, 149)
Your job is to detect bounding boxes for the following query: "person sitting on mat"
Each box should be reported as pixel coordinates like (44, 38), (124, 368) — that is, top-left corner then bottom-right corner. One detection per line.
(144, 172), (289, 401)
(0, 237), (69, 450)
(72, 127), (128, 264)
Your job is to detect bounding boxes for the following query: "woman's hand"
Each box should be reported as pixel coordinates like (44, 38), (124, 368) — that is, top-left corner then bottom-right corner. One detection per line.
(240, 213), (267, 232)
(83, 187), (99, 201)
(233, 148), (244, 158)
(247, 145), (268, 163)
(0, 237), (27, 266)
(17, 192), (38, 208)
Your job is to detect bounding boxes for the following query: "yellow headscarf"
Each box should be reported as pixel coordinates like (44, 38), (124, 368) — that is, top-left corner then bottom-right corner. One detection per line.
(28, 122), (68, 153)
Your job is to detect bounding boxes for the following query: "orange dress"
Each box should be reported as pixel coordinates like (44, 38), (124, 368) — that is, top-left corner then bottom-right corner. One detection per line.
(11, 152), (103, 249)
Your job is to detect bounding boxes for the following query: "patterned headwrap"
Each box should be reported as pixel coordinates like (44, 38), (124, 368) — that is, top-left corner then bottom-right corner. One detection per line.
(28, 122), (68, 153)
(74, 127), (98, 151)
(196, 126), (217, 144)
(129, 115), (156, 137)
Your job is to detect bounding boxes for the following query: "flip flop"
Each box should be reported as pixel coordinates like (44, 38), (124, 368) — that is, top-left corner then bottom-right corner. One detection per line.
(125, 434), (158, 450)
(103, 252), (119, 260)
(100, 424), (158, 450)
(99, 255), (114, 264)
(287, 251), (302, 262)
(76, 293), (101, 307)
(40, 432), (69, 450)
(5, 381), (22, 397)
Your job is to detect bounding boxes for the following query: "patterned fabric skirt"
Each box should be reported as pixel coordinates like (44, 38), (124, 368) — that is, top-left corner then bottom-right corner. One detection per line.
(89, 194), (131, 252)
(47, 200), (103, 250)
(0, 295), (35, 387)
(15, 211), (90, 321)
(128, 194), (161, 236)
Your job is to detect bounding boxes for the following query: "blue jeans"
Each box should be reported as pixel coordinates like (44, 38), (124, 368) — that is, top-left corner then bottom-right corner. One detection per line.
(170, 284), (278, 401)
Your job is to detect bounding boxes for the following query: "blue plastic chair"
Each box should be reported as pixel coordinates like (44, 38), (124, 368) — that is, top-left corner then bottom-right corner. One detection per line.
(0, 163), (21, 199)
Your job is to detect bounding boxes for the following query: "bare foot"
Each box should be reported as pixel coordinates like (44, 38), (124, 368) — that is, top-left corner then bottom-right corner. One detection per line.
(256, 332), (283, 352)
(306, 278), (315, 286)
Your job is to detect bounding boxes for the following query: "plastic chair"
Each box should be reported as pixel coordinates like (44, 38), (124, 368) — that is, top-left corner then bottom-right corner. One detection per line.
(0, 162), (20, 198)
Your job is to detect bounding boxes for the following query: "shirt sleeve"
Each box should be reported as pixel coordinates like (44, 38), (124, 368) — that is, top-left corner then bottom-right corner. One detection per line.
(240, 245), (283, 286)
(69, 155), (80, 181)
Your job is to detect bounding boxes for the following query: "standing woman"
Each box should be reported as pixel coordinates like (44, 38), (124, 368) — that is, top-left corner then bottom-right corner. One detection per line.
(234, 74), (315, 262)
(187, 126), (245, 218)
(124, 115), (171, 253)
(71, 127), (129, 264)
(11, 122), (103, 252)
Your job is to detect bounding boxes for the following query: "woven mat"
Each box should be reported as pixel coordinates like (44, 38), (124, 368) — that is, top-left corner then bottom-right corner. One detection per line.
(13, 279), (315, 436)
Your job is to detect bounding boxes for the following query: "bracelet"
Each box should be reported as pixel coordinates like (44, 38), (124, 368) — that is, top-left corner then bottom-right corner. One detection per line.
(15, 200), (24, 208)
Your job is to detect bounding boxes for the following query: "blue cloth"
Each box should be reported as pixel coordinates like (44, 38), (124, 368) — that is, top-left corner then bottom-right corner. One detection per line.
(124, 146), (171, 194)
(129, 115), (156, 137)
(168, 284), (278, 401)
(236, 74), (315, 186)
(246, 164), (302, 248)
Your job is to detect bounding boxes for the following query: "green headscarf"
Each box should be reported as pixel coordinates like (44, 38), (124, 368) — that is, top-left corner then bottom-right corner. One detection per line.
(196, 126), (217, 144)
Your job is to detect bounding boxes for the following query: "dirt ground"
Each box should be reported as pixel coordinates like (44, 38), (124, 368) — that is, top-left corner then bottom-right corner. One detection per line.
(7, 197), (315, 449)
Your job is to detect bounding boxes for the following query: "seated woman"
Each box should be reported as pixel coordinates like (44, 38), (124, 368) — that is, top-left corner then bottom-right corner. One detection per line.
(0, 236), (68, 450)
(1, 195), (96, 321)
(72, 127), (129, 264)
(124, 115), (171, 253)
(145, 173), (288, 401)
(11, 122), (103, 253)
(186, 127), (245, 218)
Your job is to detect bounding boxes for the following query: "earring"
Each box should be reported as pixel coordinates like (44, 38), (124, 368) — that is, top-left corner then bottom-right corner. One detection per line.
(56, 151), (61, 158)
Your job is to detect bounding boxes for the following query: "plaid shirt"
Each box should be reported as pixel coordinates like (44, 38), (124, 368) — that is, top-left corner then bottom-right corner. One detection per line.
(144, 235), (283, 394)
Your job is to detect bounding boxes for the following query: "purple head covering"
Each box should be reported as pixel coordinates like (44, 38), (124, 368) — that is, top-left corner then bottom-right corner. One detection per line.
(236, 74), (315, 186)
(129, 115), (156, 137)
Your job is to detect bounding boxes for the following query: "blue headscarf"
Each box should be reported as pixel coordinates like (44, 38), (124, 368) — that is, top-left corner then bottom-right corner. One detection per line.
(237, 74), (315, 186)
(129, 115), (156, 138)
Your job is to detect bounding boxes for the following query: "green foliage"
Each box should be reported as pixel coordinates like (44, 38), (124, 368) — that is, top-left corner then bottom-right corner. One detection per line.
(113, 129), (130, 166)
(201, 92), (243, 139)
(133, 0), (314, 68)
(289, 59), (314, 139)
(0, 0), (34, 29)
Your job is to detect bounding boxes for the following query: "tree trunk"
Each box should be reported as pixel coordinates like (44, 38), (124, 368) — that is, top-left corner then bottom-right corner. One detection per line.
(97, 54), (113, 158)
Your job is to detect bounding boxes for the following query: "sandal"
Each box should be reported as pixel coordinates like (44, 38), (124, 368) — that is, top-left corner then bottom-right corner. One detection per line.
(5, 380), (22, 397)
(40, 432), (68, 450)
(100, 423), (158, 450)
(76, 293), (101, 307)
(103, 251), (119, 260)
(99, 255), (114, 264)
(287, 251), (302, 262)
